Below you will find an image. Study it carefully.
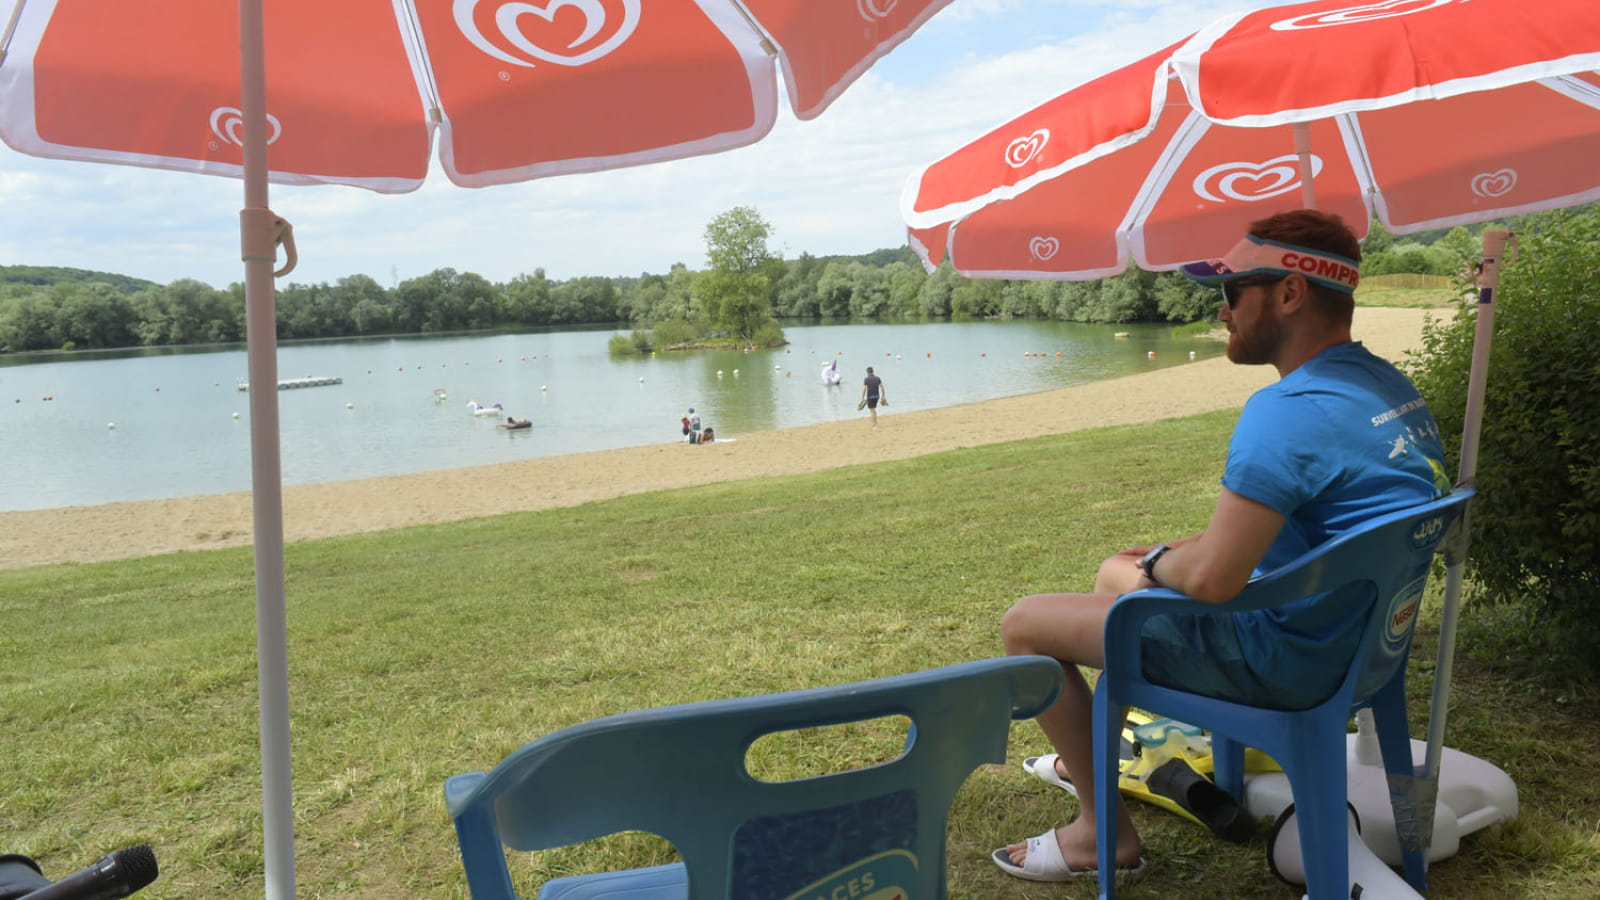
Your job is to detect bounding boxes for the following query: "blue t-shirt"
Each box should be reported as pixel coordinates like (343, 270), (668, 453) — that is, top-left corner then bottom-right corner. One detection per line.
(1222, 341), (1450, 692)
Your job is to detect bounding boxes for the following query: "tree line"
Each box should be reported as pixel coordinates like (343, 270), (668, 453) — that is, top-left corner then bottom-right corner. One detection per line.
(0, 213), (1480, 355)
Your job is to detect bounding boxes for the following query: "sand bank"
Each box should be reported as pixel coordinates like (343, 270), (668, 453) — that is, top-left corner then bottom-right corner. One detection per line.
(0, 308), (1434, 570)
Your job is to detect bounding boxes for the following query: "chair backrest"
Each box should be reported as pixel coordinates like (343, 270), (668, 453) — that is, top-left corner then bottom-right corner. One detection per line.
(445, 656), (1063, 900)
(1104, 489), (1473, 713)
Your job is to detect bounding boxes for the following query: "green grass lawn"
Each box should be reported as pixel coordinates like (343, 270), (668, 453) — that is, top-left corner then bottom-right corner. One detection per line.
(2, 409), (1595, 898)
(1353, 283), (1459, 308)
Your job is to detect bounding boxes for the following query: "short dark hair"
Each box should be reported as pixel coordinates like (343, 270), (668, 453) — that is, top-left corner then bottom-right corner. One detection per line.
(866, 367), (874, 374)
(1249, 209), (1360, 321)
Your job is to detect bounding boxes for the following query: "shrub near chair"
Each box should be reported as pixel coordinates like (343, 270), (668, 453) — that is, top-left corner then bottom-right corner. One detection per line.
(1091, 489), (1474, 900)
(445, 656), (1064, 900)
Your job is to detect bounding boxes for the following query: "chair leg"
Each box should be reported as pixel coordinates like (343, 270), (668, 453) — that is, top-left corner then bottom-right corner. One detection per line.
(1212, 734), (1245, 801)
(1369, 687), (1428, 891)
(1092, 680), (1122, 900)
(1281, 728), (1351, 900)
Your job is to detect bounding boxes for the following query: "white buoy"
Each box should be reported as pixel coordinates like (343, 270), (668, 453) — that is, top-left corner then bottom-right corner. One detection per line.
(232, 412), (240, 419)
(733, 369), (739, 375)
(107, 422), (115, 430)
(345, 402), (354, 409)
(775, 364), (783, 370)
(717, 370), (724, 377)
(638, 376), (645, 383)
(1190, 350), (1197, 359)
(540, 386), (548, 391)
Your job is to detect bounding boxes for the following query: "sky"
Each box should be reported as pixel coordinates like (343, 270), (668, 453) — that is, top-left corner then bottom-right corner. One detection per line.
(0, 0), (1295, 290)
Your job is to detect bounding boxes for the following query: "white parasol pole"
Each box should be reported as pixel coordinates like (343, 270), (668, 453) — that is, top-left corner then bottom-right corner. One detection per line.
(1419, 230), (1512, 858)
(238, 0), (296, 897)
(1293, 122), (1316, 207)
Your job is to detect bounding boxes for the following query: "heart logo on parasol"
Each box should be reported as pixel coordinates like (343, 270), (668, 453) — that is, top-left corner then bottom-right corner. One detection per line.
(454, 0), (642, 68)
(1271, 0), (1461, 31)
(858, 0), (900, 21)
(1193, 154), (1323, 203)
(1004, 129), (1050, 168)
(1470, 168), (1518, 198)
(209, 107), (283, 147)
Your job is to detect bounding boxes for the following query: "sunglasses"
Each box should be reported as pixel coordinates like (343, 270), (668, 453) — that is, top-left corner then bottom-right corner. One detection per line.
(1222, 275), (1287, 307)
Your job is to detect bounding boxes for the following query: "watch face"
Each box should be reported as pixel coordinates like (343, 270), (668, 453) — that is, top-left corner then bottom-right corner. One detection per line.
(1142, 544), (1169, 580)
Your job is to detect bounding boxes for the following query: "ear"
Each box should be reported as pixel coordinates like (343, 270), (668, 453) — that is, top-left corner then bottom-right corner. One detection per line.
(1276, 272), (1311, 316)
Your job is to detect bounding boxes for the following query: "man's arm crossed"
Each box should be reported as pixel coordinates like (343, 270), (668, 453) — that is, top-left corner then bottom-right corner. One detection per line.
(1145, 488), (1284, 604)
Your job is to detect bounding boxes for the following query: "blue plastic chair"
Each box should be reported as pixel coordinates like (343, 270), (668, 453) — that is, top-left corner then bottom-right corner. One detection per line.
(1092, 489), (1473, 900)
(446, 656), (1064, 900)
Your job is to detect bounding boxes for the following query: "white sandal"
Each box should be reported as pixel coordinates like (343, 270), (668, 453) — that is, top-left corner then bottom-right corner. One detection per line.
(1022, 753), (1078, 797)
(990, 830), (1147, 882)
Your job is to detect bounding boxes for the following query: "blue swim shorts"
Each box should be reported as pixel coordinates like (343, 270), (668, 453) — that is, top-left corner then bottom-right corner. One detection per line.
(1139, 612), (1334, 711)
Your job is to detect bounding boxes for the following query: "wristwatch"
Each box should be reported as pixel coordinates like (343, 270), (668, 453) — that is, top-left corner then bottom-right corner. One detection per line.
(1140, 543), (1173, 585)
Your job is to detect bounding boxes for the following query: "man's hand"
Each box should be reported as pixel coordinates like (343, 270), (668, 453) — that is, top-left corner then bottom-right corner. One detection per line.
(1118, 534), (1202, 558)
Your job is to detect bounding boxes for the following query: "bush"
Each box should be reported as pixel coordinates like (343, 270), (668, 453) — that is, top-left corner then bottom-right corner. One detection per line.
(606, 334), (635, 355)
(1171, 320), (1218, 338)
(746, 320), (786, 349)
(1406, 205), (1600, 679)
(649, 318), (700, 347)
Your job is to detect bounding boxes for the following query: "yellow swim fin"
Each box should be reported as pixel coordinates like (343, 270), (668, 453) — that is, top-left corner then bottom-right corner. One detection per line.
(1113, 712), (1274, 843)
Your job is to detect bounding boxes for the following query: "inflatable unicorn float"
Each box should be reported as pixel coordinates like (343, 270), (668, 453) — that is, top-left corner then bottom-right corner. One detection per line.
(820, 359), (842, 385)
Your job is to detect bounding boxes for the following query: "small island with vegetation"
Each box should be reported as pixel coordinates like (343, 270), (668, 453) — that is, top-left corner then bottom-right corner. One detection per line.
(609, 206), (789, 355)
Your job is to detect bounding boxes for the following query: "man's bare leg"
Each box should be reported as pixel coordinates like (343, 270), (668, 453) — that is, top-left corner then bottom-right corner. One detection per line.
(1000, 589), (1143, 870)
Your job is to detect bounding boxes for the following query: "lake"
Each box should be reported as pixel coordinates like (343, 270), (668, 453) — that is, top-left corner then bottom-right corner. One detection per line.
(0, 320), (1223, 511)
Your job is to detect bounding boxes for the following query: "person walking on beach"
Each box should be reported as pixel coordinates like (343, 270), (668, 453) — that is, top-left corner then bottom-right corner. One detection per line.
(992, 209), (1451, 882)
(687, 407), (702, 443)
(859, 367), (886, 426)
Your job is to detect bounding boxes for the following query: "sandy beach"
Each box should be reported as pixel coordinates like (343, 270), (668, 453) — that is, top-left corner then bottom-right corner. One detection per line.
(0, 308), (1434, 570)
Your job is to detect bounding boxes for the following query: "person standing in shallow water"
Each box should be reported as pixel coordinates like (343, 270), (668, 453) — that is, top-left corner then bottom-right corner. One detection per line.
(859, 367), (886, 426)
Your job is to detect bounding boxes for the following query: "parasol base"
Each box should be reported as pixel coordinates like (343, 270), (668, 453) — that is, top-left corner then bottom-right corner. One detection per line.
(1267, 803), (1422, 900)
(1247, 732), (1518, 883)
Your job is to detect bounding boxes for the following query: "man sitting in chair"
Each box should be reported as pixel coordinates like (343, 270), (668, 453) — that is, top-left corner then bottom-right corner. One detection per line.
(994, 210), (1452, 882)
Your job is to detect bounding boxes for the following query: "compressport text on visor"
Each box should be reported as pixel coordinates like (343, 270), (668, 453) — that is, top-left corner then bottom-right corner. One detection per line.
(1180, 235), (1360, 294)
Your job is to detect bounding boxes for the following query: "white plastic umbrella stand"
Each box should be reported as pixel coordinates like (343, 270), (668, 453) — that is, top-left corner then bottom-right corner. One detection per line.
(1256, 230), (1521, 900)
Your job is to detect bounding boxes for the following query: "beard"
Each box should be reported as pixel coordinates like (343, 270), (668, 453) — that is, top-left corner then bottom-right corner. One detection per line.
(1226, 306), (1284, 366)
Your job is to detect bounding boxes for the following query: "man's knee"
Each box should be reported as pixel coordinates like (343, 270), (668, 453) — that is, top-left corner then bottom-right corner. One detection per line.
(1000, 597), (1027, 652)
(1001, 594), (1050, 653)
(1095, 552), (1142, 596)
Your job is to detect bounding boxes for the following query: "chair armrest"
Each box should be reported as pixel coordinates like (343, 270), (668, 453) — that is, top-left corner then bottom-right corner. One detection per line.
(1101, 586), (1208, 687)
(444, 771), (488, 817)
(1101, 570), (1357, 687)
(1005, 654), (1066, 719)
